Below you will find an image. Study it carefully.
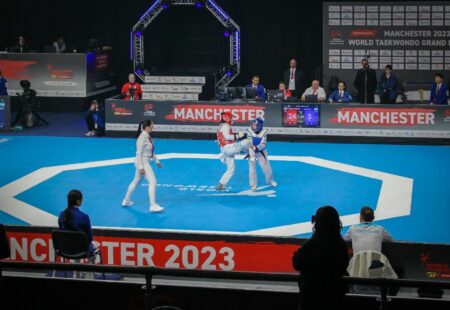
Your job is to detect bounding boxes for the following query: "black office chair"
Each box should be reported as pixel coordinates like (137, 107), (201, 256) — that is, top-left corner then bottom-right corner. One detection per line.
(0, 224), (11, 260)
(52, 230), (104, 279)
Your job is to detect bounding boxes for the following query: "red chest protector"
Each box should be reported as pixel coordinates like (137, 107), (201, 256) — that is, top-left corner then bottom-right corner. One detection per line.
(217, 123), (234, 147)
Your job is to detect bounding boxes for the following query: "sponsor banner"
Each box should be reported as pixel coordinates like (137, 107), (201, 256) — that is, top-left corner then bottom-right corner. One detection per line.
(106, 123), (450, 138)
(0, 52), (114, 98)
(141, 84), (202, 93)
(142, 93), (199, 101)
(5, 227), (299, 273)
(105, 100), (450, 138)
(4, 226), (450, 280)
(105, 99), (281, 128)
(86, 51), (114, 95)
(144, 76), (206, 84)
(322, 104), (450, 131)
(323, 2), (450, 94)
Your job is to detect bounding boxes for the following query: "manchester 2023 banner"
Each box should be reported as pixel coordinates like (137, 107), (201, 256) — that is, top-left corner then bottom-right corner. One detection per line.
(105, 99), (450, 139)
(323, 2), (450, 92)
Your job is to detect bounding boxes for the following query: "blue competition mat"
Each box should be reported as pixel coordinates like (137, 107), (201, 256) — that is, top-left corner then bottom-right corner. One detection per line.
(0, 136), (449, 244)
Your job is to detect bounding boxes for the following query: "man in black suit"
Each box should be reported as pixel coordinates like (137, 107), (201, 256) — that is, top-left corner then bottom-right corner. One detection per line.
(284, 58), (304, 97)
(354, 58), (377, 104)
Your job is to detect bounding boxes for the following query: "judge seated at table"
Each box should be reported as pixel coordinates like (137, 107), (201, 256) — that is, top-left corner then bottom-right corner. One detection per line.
(328, 82), (352, 103)
(429, 73), (449, 105)
(279, 81), (292, 99)
(10, 36), (29, 53)
(301, 80), (326, 102)
(121, 73), (142, 101)
(246, 75), (266, 101)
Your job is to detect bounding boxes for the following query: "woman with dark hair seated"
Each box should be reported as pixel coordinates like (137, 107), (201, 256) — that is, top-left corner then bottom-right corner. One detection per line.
(58, 189), (95, 254)
(292, 206), (349, 310)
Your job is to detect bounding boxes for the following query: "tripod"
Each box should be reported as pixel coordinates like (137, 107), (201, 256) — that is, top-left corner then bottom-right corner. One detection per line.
(12, 95), (49, 128)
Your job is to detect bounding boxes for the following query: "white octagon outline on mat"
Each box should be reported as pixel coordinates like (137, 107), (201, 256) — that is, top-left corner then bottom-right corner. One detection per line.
(0, 153), (413, 237)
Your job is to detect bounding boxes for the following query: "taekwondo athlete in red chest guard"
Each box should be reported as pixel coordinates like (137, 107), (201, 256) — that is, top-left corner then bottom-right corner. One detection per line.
(247, 117), (277, 191)
(216, 112), (250, 191)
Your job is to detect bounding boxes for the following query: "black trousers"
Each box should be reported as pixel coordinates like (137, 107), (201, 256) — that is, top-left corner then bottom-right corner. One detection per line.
(356, 91), (375, 104)
(380, 92), (396, 104)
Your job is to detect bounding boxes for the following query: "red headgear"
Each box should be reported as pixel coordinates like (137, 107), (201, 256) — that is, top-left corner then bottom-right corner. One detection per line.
(221, 112), (232, 124)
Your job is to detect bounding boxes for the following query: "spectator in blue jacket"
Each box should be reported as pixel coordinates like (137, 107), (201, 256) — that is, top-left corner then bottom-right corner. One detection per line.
(328, 82), (352, 103)
(378, 65), (398, 104)
(84, 100), (105, 136)
(429, 73), (449, 105)
(58, 189), (95, 254)
(0, 70), (7, 96)
(247, 75), (266, 101)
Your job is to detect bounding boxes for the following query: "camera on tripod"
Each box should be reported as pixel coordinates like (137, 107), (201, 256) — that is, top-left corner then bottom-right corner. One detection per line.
(12, 80), (48, 128)
(17, 80), (37, 107)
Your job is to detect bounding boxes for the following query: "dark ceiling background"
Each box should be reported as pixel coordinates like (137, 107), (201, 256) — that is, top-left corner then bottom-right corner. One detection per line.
(0, 0), (444, 89)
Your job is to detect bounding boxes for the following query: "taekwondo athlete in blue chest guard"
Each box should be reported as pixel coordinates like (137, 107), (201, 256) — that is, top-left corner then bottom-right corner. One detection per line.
(247, 117), (277, 191)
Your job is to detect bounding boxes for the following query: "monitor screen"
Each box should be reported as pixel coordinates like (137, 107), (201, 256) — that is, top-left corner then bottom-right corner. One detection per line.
(282, 104), (320, 127)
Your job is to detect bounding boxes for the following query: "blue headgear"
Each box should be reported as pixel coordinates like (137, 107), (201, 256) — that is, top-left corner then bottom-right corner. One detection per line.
(251, 117), (264, 133)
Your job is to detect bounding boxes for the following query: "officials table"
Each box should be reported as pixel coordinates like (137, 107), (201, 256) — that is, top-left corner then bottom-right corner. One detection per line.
(105, 98), (450, 139)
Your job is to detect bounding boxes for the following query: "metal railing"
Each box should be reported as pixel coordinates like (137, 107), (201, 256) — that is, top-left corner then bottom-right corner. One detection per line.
(1, 260), (450, 310)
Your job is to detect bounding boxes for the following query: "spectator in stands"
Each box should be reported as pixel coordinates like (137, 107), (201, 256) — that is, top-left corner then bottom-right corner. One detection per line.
(301, 80), (326, 102)
(84, 100), (105, 137)
(53, 36), (66, 53)
(283, 58), (304, 97)
(14, 36), (29, 53)
(429, 73), (449, 105)
(378, 65), (398, 104)
(328, 81), (352, 103)
(278, 81), (292, 99)
(58, 190), (96, 254)
(121, 73), (143, 100)
(292, 206), (349, 310)
(0, 70), (7, 96)
(247, 75), (266, 101)
(343, 206), (393, 254)
(354, 58), (377, 104)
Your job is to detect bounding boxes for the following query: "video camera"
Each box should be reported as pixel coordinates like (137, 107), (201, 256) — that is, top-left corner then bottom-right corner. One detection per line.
(17, 80), (37, 107)
(12, 80), (48, 128)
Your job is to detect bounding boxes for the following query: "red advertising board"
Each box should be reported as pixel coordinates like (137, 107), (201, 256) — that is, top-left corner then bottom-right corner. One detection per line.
(6, 230), (299, 273)
(4, 226), (450, 280)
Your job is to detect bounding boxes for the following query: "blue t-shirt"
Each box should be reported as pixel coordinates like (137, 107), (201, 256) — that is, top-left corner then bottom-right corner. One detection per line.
(0, 77), (8, 96)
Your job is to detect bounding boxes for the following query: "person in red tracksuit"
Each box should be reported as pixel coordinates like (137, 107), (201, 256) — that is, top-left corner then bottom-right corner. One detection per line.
(121, 73), (143, 100)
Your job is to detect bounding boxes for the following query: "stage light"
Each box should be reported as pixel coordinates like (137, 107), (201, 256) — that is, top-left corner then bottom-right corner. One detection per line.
(195, 0), (206, 8)
(161, 0), (172, 9)
(134, 24), (144, 38)
(225, 64), (237, 77)
(136, 64), (144, 75)
(223, 26), (236, 38)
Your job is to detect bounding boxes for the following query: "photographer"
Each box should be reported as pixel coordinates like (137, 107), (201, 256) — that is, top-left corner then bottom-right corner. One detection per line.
(121, 73), (142, 100)
(84, 99), (105, 136)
